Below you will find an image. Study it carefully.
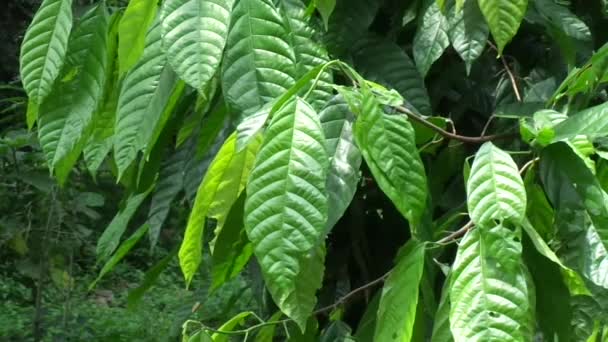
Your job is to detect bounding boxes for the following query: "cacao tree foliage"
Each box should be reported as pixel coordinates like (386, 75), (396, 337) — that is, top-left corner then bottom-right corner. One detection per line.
(18, 0), (608, 339)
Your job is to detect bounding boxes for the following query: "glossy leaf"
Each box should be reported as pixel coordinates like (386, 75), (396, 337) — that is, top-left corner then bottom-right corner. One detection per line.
(478, 0), (527, 53)
(160, 0), (234, 91)
(533, 0), (591, 42)
(319, 96), (361, 232)
(245, 98), (328, 329)
(449, 226), (531, 342)
(20, 0), (73, 104)
(353, 89), (427, 226)
(466, 142), (526, 227)
(447, 0), (489, 74)
(117, 0), (158, 75)
(37, 4), (109, 184)
(221, 0), (296, 116)
(413, 1), (449, 77)
(374, 240), (426, 342)
(553, 102), (608, 142)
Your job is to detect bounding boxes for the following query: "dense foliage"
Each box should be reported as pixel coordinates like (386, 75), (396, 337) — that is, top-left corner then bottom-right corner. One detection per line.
(11, 0), (608, 340)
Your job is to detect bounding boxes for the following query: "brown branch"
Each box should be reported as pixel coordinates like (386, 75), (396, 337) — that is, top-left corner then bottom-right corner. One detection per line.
(435, 220), (474, 245)
(488, 41), (522, 102)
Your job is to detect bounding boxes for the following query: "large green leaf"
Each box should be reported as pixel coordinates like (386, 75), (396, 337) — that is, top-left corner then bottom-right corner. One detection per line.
(221, 0), (296, 116)
(413, 1), (449, 77)
(20, 0), (73, 105)
(353, 89), (427, 226)
(113, 19), (180, 177)
(117, 0), (158, 75)
(478, 0), (528, 53)
(244, 98), (328, 329)
(179, 133), (262, 286)
(466, 142), (526, 227)
(37, 4), (109, 184)
(319, 96), (361, 232)
(533, 0), (591, 42)
(353, 38), (432, 115)
(281, 0), (333, 111)
(374, 240), (426, 342)
(160, 0), (234, 91)
(553, 102), (608, 142)
(447, 0), (489, 74)
(449, 225), (532, 342)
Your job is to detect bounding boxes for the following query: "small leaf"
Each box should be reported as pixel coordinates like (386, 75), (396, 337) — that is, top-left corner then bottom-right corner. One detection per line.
(374, 240), (426, 342)
(314, 0), (336, 30)
(413, 1), (450, 77)
(478, 0), (528, 53)
(212, 312), (253, 341)
(118, 0), (158, 75)
(20, 0), (73, 104)
(431, 274), (454, 342)
(466, 142), (526, 227)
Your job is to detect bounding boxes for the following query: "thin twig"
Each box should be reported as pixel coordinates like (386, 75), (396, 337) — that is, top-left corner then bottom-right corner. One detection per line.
(435, 220), (474, 245)
(488, 41), (522, 102)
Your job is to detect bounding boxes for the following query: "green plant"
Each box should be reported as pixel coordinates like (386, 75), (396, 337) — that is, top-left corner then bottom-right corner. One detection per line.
(17, 0), (608, 340)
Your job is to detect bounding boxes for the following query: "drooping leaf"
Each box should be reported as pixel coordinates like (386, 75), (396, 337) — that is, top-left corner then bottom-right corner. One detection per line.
(221, 0), (296, 116)
(127, 249), (177, 309)
(447, 0), (489, 74)
(179, 133), (262, 286)
(319, 95), (361, 232)
(37, 4), (109, 184)
(449, 225), (532, 342)
(117, 0), (158, 75)
(353, 89), (427, 226)
(20, 0), (73, 105)
(245, 98), (328, 329)
(160, 0), (234, 91)
(374, 240), (426, 342)
(466, 142), (526, 227)
(114, 19), (180, 177)
(413, 1), (449, 77)
(478, 0), (528, 53)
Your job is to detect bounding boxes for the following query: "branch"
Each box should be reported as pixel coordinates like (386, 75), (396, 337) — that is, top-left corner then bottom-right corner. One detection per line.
(488, 41), (522, 102)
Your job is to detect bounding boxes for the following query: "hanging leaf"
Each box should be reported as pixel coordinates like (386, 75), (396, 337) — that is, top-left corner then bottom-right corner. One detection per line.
(127, 249), (177, 309)
(245, 98), (328, 329)
(117, 0), (158, 75)
(478, 0), (528, 53)
(374, 240), (426, 342)
(466, 142), (526, 227)
(353, 89), (427, 226)
(314, 0), (336, 30)
(449, 225), (532, 342)
(413, 1), (449, 77)
(20, 0), (73, 105)
(447, 0), (489, 74)
(160, 0), (234, 91)
(221, 0), (296, 116)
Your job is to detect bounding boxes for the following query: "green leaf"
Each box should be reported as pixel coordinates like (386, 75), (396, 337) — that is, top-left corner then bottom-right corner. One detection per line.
(254, 311), (283, 342)
(221, 0), (296, 116)
(353, 89), (427, 226)
(324, 0), (380, 57)
(212, 312), (253, 341)
(533, 0), (591, 42)
(114, 19), (180, 177)
(319, 95), (361, 232)
(20, 0), (73, 104)
(478, 0), (528, 53)
(466, 142), (526, 227)
(321, 321), (355, 342)
(522, 218), (569, 270)
(449, 225), (532, 342)
(160, 0), (234, 91)
(413, 1), (450, 77)
(245, 98), (328, 329)
(374, 240), (426, 342)
(353, 38), (432, 115)
(96, 185), (154, 262)
(127, 249), (176, 309)
(179, 133), (262, 286)
(447, 0), (489, 74)
(314, 0), (336, 30)
(353, 292), (380, 342)
(431, 275), (453, 342)
(553, 102), (608, 142)
(118, 0), (158, 75)
(37, 4), (109, 184)
(90, 223), (149, 290)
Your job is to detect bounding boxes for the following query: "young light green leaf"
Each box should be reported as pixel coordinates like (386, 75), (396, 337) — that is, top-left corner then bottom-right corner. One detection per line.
(20, 0), (73, 105)
(374, 240), (426, 342)
(89, 223), (150, 290)
(450, 225), (532, 342)
(353, 89), (427, 226)
(118, 0), (158, 75)
(221, 0), (296, 116)
(245, 98), (329, 330)
(212, 312), (253, 341)
(114, 20), (180, 177)
(315, 0), (336, 30)
(413, 1), (450, 77)
(179, 133), (262, 286)
(37, 4), (109, 184)
(447, 0), (489, 74)
(160, 0), (234, 91)
(478, 0), (528, 53)
(466, 142), (526, 227)
(319, 96), (361, 232)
